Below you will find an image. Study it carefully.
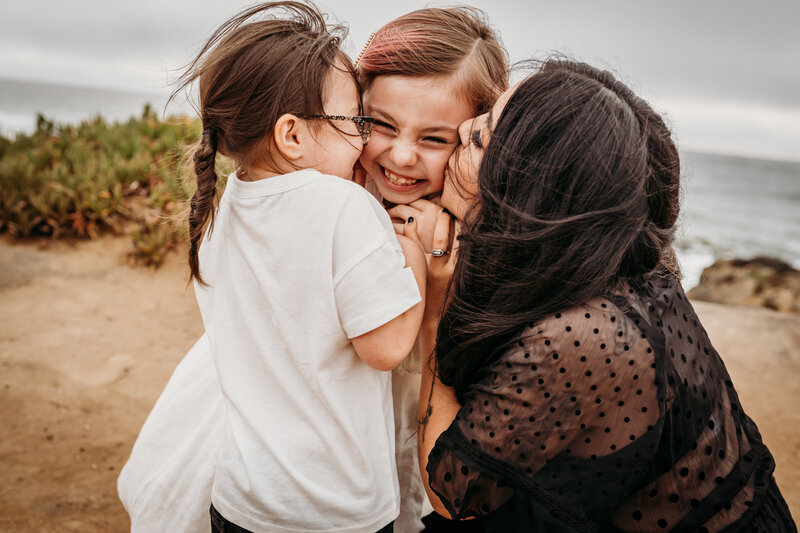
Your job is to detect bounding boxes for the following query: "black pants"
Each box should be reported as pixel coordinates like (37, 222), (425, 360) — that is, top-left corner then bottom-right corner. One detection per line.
(210, 505), (394, 533)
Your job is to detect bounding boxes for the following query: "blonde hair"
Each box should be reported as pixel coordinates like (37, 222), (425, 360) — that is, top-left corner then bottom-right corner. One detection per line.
(357, 6), (509, 114)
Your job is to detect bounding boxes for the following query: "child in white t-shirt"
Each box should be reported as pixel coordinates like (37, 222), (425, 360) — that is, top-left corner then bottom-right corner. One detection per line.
(168, 3), (425, 532)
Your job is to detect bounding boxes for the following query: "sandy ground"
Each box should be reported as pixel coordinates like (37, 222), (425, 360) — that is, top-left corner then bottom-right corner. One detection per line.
(0, 235), (798, 532)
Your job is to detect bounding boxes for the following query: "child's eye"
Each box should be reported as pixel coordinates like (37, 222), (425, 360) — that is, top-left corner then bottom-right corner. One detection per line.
(424, 136), (449, 145)
(470, 129), (484, 149)
(374, 120), (396, 132)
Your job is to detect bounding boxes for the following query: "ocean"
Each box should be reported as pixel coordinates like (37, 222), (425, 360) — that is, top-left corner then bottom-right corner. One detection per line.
(677, 151), (800, 287)
(2, 78), (799, 289)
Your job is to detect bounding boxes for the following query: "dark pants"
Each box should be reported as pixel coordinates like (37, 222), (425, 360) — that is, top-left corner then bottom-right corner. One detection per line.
(210, 505), (394, 533)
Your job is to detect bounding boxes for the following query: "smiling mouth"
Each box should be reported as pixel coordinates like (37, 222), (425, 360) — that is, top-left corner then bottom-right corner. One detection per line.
(383, 167), (422, 187)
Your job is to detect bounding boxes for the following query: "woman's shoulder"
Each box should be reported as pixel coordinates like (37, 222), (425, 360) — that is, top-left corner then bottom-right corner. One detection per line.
(497, 291), (660, 386)
(518, 275), (679, 339)
(515, 296), (632, 350)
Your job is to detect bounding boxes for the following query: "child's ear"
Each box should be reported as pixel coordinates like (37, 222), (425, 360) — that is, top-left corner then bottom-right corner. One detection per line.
(272, 113), (306, 161)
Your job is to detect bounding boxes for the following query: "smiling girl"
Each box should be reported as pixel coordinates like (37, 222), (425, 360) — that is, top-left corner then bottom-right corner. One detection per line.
(355, 8), (507, 531)
(357, 7), (506, 206)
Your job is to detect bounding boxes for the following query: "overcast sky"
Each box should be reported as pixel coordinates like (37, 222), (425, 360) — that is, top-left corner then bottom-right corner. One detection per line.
(2, 0), (799, 161)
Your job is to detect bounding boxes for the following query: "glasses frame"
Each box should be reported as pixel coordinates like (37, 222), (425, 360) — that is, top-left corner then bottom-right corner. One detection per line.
(296, 114), (375, 145)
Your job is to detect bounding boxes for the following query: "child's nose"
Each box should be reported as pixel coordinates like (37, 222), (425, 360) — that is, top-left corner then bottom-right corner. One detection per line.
(389, 140), (418, 168)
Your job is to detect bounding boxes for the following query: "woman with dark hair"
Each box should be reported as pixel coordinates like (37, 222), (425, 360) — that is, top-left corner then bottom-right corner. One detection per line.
(408, 60), (797, 532)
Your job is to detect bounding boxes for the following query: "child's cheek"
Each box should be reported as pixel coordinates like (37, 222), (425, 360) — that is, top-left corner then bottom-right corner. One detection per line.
(423, 151), (452, 195)
(358, 137), (385, 175)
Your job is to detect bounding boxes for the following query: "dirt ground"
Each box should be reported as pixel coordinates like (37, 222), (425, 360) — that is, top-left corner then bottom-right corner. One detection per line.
(1, 235), (798, 532)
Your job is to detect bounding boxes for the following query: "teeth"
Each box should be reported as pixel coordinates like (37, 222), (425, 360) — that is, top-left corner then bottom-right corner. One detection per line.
(384, 168), (420, 186)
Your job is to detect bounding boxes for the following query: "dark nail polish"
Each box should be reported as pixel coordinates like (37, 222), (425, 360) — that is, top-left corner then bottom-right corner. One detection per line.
(407, 217), (414, 223)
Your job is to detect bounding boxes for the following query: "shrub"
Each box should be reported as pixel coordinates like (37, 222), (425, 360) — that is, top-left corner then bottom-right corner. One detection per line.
(0, 106), (229, 266)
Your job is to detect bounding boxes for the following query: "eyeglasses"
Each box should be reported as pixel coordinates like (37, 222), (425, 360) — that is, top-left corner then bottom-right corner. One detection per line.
(297, 114), (375, 145)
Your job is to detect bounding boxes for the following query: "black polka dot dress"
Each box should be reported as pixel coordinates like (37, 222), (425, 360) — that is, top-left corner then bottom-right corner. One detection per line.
(426, 275), (797, 532)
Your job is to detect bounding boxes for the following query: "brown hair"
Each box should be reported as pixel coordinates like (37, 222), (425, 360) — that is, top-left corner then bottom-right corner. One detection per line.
(357, 7), (509, 114)
(170, 1), (350, 285)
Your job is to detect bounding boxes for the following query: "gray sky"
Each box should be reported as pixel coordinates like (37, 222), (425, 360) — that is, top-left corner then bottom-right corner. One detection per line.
(2, 0), (799, 160)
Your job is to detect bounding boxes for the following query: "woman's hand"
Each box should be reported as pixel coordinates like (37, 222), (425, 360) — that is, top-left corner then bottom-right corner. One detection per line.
(388, 199), (443, 253)
(396, 209), (458, 352)
(425, 210), (457, 311)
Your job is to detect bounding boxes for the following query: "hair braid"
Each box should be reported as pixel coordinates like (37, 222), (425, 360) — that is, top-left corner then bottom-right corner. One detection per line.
(188, 131), (219, 285)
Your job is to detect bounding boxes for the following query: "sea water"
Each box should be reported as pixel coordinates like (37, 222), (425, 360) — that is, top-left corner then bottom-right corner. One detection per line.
(678, 152), (800, 288)
(2, 78), (798, 289)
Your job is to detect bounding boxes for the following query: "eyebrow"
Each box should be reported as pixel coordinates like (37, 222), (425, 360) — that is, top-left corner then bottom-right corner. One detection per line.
(421, 127), (459, 137)
(369, 107), (397, 124)
(370, 106), (459, 136)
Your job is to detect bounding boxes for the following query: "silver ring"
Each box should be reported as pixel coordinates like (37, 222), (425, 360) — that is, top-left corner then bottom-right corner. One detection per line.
(431, 248), (449, 257)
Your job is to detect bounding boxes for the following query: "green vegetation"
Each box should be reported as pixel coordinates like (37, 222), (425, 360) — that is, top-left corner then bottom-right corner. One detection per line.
(0, 105), (229, 267)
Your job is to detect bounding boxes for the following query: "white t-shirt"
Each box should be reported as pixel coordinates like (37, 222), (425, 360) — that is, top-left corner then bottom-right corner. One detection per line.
(195, 169), (421, 533)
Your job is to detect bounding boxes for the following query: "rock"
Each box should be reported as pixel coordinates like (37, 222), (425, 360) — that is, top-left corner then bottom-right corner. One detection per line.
(688, 256), (800, 313)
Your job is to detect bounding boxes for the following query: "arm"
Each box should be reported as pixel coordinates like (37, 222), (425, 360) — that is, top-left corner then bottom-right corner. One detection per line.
(419, 347), (461, 517)
(413, 210), (463, 516)
(351, 218), (426, 371)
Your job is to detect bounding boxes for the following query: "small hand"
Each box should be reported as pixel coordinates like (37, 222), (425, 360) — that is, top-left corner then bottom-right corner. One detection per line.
(388, 199), (443, 253)
(395, 217), (428, 303)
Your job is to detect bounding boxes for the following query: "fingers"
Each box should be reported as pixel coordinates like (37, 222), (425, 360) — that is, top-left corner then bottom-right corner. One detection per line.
(447, 220), (461, 266)
(403, 216), (424, 251)
(430, 210), (452, 256)
(387, 204), (421, 221)
(408, 198), (440, 210)
(426, 213), (456, 304)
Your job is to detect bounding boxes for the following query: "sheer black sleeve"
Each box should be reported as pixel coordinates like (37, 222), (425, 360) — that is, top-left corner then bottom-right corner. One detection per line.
(426, 299), (660, 521)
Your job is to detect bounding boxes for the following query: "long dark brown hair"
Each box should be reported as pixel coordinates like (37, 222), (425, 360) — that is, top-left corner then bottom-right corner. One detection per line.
(169, 1), (350, 285)
(437, 59), (681, 401)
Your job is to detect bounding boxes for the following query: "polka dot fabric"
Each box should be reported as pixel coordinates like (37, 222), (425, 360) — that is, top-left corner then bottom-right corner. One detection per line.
(426, 275), (796, 532)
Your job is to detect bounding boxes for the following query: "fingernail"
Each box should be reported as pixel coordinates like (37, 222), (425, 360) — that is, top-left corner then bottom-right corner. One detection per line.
(442, 208), (451, 215)
(407, 217), (414, 223)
